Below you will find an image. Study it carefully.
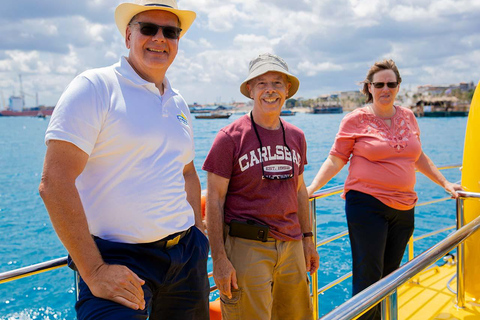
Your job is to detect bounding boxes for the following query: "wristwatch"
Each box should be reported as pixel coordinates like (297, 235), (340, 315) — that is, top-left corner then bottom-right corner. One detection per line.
(302, 232), (313, 238)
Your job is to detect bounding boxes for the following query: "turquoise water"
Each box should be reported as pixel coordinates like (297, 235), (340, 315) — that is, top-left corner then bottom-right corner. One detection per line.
(0, 113), (467, 319)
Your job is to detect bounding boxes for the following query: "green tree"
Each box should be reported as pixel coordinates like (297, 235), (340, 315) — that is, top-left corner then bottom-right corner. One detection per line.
(467, 89), (475, 102)
(285, 98), (297, 109)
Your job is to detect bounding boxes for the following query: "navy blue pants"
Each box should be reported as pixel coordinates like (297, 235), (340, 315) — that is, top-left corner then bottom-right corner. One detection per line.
(70, 226), (210, 320)
(345, 190), (414, 320)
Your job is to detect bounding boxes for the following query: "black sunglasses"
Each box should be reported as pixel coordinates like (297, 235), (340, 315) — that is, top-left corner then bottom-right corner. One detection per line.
(250, 113), (294, 180)
(371, 82), (398, 89)
(131, 22), (182, 39)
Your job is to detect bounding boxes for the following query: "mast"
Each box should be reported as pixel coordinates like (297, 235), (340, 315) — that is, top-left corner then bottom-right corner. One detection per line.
(0, 90), (5, 110)
(19, 74), (25, 108)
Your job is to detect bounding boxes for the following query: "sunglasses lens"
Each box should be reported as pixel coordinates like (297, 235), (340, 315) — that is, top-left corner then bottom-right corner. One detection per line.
(139, 23), (159, 36)
(372, 82), (398, 89)
(137, 23), (181, 39)
(163, 26), (181, 39)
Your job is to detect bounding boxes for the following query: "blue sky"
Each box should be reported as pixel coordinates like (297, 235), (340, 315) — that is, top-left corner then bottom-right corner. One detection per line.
(1, 0), (479, 108)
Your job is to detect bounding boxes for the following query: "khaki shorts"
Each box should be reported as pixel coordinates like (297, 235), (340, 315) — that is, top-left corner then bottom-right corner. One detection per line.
(221, 228), (313, 320)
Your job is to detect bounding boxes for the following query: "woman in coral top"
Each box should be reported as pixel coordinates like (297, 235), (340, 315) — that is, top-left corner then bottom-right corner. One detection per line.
(307, 59), (463, 320)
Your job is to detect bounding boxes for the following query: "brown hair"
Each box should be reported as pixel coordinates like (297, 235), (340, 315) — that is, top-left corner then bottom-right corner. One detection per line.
(361, 59), (402, 103)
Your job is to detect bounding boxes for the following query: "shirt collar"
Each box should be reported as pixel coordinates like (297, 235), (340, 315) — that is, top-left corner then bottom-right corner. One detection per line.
(114, 56), (179, 98)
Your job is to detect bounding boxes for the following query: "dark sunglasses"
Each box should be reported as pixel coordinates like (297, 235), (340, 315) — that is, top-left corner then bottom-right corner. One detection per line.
(132, 22), (182, 39)
(371, 82), (398, 89)
(250, 113), (294, 180)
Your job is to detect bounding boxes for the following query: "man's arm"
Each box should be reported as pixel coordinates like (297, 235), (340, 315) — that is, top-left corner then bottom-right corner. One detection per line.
(415, 152), (463, 198)
(297, 173), (320, 274)
(183, 161), (203, 232)
(205, 172), (238, 299)
(39, 140), (145, 310)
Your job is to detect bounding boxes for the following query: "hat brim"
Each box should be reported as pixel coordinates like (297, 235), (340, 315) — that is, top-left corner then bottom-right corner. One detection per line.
(240, 68), (299, 99)
(115, 3), (196, 38)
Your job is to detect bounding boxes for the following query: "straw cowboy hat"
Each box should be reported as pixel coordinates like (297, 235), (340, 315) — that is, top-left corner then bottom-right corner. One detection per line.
(240, 53), (300, 99)
(115, 0), (196, 39)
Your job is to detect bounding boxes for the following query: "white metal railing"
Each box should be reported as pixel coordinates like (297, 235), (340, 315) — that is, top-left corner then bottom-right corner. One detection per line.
(0, 164), (466, 320)
(318, 190), (480, 320)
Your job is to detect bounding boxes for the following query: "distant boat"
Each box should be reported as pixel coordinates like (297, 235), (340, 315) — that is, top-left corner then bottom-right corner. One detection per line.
(423, 110), (469, 117)
(413, 96), (469, 117)
(190, 105), (234, 114)
(280, 110), (296, 116)
(0, 108), (53, 117)
(195, 112), (232, 119)
(1, 93), (54, 117)
(312, 105), (343, 114)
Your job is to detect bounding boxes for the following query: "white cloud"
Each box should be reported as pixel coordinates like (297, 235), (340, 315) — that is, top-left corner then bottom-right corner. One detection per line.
(298, 61), (344, 76)
(1, 0), (480, 107)
(199, 38), (213, 49)
(391, 5), (429, 22)
(4, 51), (50, 74)
(55, 46), (81, 74)
(349, 0), (386, 18)
(87, 23), (109, 43)
(206, 4), (250, 32)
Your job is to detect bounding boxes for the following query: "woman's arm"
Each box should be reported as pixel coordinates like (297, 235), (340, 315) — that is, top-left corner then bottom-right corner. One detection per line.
(307, 154), (345, 197)
(415, 151), (463, 198)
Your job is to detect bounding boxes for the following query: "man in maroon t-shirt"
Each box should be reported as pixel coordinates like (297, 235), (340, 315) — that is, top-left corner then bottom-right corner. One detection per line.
(203, 53), (319, 320)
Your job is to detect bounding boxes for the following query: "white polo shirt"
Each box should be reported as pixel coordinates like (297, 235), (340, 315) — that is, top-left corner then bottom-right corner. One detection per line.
(46, 57), (195, 243)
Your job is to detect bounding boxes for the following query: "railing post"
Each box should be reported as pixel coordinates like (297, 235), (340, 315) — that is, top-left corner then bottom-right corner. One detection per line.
(310, 198), (319, 320)
(381, 290), (398, 320)
(456, 197), (466, 308)
(74, 271), (79, 302)
(407, 236), (414, 261)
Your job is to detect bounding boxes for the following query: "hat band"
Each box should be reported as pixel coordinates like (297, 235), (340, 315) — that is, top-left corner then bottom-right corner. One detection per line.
(145, 4), (174, 8)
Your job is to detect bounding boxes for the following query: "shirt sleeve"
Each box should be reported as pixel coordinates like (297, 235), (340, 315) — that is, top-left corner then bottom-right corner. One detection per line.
(407, 108), (421, 142)
(202, 129), (236, 179)
(299, 132), (307, 175)
(45, 74), (107, 155)
(329, 113), (357, 164)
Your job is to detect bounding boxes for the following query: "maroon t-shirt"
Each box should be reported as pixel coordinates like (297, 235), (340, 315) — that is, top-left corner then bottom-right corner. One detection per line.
(203, 114), (307, 241)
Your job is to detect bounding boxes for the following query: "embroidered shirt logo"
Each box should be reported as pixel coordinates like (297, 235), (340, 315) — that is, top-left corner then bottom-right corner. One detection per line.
(360, 110), (413, 153)
(176, 112), (189, 126)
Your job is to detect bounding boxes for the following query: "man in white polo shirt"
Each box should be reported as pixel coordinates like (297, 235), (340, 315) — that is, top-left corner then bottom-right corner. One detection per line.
(38, 1), (209, 319)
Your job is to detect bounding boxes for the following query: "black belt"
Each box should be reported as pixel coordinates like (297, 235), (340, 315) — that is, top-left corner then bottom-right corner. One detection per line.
(228, 220), (270, 242)
(154, 228), (191, 249)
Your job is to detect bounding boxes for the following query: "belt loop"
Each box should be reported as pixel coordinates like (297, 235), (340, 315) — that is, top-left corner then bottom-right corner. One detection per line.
(223, 223), (230, 242)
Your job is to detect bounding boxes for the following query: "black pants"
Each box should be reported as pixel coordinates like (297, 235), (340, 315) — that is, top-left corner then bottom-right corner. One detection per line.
(70, 226), (210, 320)
(345, 190), (414, 320)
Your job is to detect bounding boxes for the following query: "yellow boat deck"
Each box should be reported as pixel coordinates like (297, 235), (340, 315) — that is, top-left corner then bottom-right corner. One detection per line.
(399, 263), (480, 320)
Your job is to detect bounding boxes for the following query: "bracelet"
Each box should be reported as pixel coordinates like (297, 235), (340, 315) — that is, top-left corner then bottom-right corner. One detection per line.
(302, 232), (313, 238)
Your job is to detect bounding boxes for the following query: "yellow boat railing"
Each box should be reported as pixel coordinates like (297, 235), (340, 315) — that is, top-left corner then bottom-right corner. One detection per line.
(308, 163), (463, 319)
(0, 164), (468, 320)
(319, 190), (480, 320)
(0, 257), (67, 285)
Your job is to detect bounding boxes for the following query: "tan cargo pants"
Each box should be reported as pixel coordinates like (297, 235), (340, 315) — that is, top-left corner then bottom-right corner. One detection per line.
(220, 231), (314, 320)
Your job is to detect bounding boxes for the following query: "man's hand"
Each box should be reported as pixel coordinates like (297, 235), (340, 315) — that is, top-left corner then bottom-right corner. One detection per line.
(302, 238), (319, 274)
(212, 256), (238, 299)
(84, 263), (146, 310)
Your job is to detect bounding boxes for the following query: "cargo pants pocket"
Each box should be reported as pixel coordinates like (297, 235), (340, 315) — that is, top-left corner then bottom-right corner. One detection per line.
(220, 288), (242, 320)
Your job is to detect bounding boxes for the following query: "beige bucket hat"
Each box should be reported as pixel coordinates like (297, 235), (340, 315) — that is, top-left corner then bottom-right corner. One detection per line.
(240, 53), (300, 99)
(115, 0), (196, 39)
